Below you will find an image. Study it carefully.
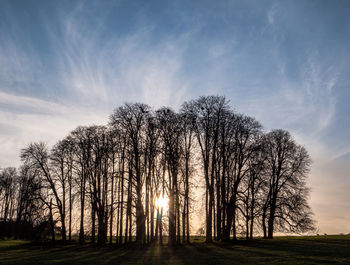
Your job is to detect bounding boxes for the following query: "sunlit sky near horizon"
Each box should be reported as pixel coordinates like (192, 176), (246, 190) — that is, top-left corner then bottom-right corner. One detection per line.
(1, 0), (349, 234)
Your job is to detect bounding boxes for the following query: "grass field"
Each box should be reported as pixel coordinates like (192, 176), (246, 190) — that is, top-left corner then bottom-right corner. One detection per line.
(1, 235), (350, 264)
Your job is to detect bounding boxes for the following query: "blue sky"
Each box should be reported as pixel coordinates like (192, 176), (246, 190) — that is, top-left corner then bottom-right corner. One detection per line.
(1, 0), (349, 233)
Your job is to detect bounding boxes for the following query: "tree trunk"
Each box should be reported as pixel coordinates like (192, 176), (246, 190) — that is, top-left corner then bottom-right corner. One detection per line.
(159, 208), (163, 245)
(268, 198), (276, 239)
(79, 174), (85, 244)
(97, 210), (106, 245)
(146, 176), (150, 244)
(150, 186), (154, 242)
(119, 159), (124, 245)
(182, 186), (186, 243)
(49, 199), (55, 243)
(91, 204), (96, 243)
(168, 185), (176, 246)
(216, 182), (222, 241)
(176, 181), (180, 244)
(109, 155), (114, 244)
(262, 208), (267, 239)
(206, 184), (214, 243)
(68, 175), (72, 241)
(223, 194), (235, 241)
(61, 211), (67, 242)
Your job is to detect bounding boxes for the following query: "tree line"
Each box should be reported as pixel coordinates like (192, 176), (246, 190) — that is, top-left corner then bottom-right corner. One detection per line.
(0, 95), (315, 245)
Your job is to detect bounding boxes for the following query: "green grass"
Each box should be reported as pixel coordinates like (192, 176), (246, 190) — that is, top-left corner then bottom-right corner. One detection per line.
(1, 235), (350, 264)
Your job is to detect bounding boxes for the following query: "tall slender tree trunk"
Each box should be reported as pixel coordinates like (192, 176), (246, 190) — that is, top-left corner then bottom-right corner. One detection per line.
(213, 193), (216, 240)
(249, 216), (254, 239)
(119, 158), (124, 245)
(49, 199), (55, 243)
(124, 202), (129, 244)
(135, 153), (145, 245)
(159, 208), (163, 245)
(146, 176), (150, 244)
(245, 207), (249, 239)
(61, 210), (67, 242)
(68, 173), (72, 241)
(61, 164), (67, 242)
(176, 181), (180, 244)
(91, 203), (96, 243)
(216, 162), (222, 240)
(205, 183), (209, 241)
(232, 186), (238, 240)
(182, 180), (186, 243)
(249, 184), (255, 240)
(155, 208), (159, 240)
(186, 192), (190, 243)
(268, 196), (276, 239)
(109, 154), (115, 244)
(223, 193), (234, 241)
(129, 176), (132, 243)
(262, 208), (267, 239)
(129, 206), (132, 243)
(206, 184), (214, 243)
(79, 173), (86, 244)
(150, 183), (154, 242)
(168, 184), (175, 246)
(116, 175), (120, 243)
(185, 157), (190, 243)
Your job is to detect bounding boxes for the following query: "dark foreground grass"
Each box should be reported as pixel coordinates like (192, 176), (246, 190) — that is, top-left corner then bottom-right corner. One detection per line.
(1, 235), (350, 264)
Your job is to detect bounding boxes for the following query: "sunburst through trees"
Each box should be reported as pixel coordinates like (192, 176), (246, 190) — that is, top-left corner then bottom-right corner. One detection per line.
(0, 96), (315, 245)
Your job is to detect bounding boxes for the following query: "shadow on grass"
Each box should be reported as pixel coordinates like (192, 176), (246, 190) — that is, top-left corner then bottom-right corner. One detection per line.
(0, 241), (149, 265)
(1, 236), (350, 265)
(208, 236), (350, 264)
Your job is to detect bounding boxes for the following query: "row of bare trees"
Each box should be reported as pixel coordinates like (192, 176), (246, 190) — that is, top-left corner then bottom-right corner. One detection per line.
(184, 96), (314, 241)
(0, 95), (314, 244)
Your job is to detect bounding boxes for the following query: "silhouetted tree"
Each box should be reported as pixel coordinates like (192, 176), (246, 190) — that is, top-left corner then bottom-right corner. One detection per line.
(263, 129), (314, 238)
(179, 107), (195, 243)
(183, 96), (229, 242)
(156, 107), (183, 245)
(110, 103), (151, 245)
(0, 167), (17, 222)
(21, 142), (67, 242)
(2, 95), (315, 244)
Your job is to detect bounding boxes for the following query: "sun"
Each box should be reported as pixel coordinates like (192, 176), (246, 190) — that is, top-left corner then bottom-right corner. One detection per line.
(155, 194), (169, 211)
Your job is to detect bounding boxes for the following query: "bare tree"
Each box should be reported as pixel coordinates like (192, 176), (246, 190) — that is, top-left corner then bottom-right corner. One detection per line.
(0, 167), (18, 222)
(263, 129), (314, 238)
(179, 107), (195, 243)
(69, 126), (94, 243)
(110, 103), (151, 245)
(21, 142), (67, 242)
(156, 107), (183, 245)
(224, 115), (262, 240)
(183, 96), (229, 242)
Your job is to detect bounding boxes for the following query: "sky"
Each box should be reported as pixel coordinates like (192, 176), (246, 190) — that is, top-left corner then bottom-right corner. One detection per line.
(0, 0), (349, 234)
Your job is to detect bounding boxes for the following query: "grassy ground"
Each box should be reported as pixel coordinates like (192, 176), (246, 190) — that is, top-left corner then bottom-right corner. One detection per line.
(1, 235), (350, 264)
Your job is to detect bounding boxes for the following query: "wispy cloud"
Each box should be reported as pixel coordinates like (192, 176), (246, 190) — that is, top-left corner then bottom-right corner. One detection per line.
(267, 3), (277, 25)
(0, 3), (195, 166)
(43, 4), (193, 109)
(0, 91), (108, 167)
(0, 90), (66, 115)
